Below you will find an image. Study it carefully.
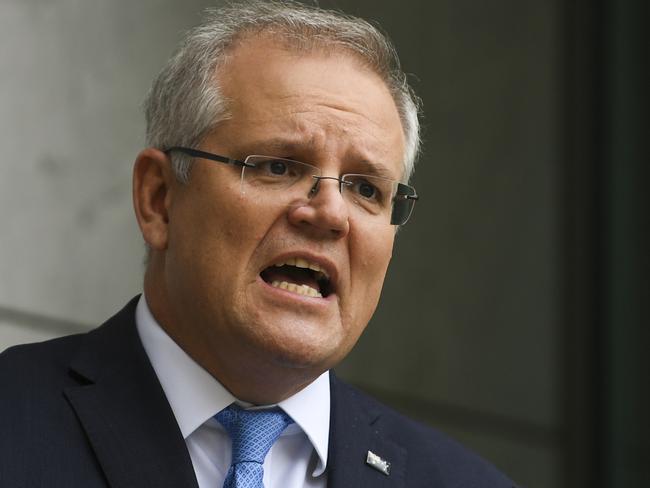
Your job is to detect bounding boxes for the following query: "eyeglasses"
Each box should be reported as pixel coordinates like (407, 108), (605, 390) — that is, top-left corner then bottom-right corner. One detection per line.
(164, 146), (419, 226)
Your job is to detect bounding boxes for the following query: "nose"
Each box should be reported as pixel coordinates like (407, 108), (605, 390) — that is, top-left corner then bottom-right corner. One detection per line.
(287, 176), (350, 238)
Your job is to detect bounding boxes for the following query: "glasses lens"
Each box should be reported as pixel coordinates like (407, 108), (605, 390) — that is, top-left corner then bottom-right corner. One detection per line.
(243, 156), (317, 188)
(241, 157), (417, 225)
(341, 174), (394, 223)
(242, 156), (319, 206)
(341, 175), (417, 226)
(390, 183), (417, 225)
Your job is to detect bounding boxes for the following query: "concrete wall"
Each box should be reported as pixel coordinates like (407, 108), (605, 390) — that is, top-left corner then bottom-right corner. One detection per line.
(1, 2), (566, 487)
(0, 0), (211, 341)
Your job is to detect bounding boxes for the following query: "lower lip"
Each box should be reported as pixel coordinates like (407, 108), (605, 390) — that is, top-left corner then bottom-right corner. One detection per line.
(256, 275), (336, 307)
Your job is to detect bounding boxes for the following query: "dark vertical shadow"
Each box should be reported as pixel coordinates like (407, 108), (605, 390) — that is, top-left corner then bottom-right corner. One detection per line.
(601, 0), (650, 485)
(558, 1), (605, 486)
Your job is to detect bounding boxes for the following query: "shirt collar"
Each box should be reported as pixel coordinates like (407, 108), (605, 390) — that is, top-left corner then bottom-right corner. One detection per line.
(135, 294), (330, 476)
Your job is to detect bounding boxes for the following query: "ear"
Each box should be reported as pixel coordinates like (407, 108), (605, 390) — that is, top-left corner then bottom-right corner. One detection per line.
(132, 148), (176, 251)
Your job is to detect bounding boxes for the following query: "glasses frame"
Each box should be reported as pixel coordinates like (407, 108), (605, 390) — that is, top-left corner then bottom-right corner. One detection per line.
(163, 146), (419, 225)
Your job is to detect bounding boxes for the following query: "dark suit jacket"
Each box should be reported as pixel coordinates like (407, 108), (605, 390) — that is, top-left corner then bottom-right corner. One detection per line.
(0, 297), (516, 487)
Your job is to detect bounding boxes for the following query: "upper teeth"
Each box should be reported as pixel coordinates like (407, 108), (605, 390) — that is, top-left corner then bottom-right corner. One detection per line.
(274, 257), (330, 280)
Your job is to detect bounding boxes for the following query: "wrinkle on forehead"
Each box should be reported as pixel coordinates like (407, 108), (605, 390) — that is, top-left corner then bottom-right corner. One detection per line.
(222, 109), (400, 179)
(212, 39), (405, 178)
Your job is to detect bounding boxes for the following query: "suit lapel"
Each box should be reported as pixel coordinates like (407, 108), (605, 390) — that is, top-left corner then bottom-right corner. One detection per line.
(63, 297), (198, 488)
(327, 375), (406, 488)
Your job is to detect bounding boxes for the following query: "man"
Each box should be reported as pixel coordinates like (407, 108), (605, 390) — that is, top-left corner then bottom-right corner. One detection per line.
(0, 2), (515, 487)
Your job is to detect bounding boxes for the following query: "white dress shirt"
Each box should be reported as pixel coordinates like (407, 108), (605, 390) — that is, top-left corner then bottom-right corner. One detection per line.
(135, 295), (329, 488)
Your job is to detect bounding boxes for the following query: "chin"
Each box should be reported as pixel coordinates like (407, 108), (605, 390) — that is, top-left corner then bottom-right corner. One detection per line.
(257, 328), (346, 372)
(233, 303), (359, 370)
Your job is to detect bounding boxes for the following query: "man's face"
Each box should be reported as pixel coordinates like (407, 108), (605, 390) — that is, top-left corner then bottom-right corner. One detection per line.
(162, 37), (405, 377)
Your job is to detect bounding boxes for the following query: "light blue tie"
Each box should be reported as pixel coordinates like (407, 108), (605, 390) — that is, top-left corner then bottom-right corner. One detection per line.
(215, 404), (294, 488)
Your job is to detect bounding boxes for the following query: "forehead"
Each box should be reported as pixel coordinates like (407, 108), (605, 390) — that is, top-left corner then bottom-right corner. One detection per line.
(212, 36), (406, 178)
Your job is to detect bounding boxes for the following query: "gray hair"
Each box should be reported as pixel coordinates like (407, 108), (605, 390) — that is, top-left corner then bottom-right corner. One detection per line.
(144, 0), (421, 183)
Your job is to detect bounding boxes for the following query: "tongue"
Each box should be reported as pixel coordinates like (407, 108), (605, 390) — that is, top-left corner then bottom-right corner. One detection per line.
(262, 266), (320, 290)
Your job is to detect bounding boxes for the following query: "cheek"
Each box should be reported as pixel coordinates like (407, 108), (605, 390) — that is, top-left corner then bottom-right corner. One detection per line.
(168, 191), (282, 297)
(173, 186), (251, 248)
(349, 228), (394, 309)
(165, 194), (244, 289)
(361, 225), (394, 272)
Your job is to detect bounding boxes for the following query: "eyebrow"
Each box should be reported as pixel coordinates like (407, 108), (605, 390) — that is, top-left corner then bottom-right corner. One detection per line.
(239, 137), (401, 180)
(349, 158), (397, 180)
(244, 137), (298, 154)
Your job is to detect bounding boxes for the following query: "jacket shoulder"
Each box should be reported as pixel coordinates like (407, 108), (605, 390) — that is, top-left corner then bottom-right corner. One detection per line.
(0, 298), (145, 487)
(0, 333), (87, 390)
(0, 296), (140, 391)
(333, 378), (518, 487)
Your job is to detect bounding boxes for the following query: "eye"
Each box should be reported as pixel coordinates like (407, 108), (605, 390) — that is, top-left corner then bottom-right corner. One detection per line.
(268, 160), (288, 175)
(357, 181), (377, 199)
(349, 179), (381, 201)
(342, 174), (393, 210)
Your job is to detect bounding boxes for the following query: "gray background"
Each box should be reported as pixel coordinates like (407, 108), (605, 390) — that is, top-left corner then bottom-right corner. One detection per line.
(2, 1), (647, 487)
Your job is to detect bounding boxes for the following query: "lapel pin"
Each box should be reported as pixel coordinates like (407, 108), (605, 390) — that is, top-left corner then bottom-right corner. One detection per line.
(366, 450), (390, 476)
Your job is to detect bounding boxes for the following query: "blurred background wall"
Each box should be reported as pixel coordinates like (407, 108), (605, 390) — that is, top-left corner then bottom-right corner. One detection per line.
(1, 1), (647, 487)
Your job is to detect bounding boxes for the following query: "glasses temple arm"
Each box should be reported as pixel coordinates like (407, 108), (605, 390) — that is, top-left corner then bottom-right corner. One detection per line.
(164, 147), (253, 168)
(394, 193), (419, 202)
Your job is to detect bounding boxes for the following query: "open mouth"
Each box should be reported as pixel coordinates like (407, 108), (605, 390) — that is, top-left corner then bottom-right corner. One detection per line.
(260, 257), (333, 298)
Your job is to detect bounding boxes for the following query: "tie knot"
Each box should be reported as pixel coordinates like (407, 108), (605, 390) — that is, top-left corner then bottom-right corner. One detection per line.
(215, 405), (294, 465)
